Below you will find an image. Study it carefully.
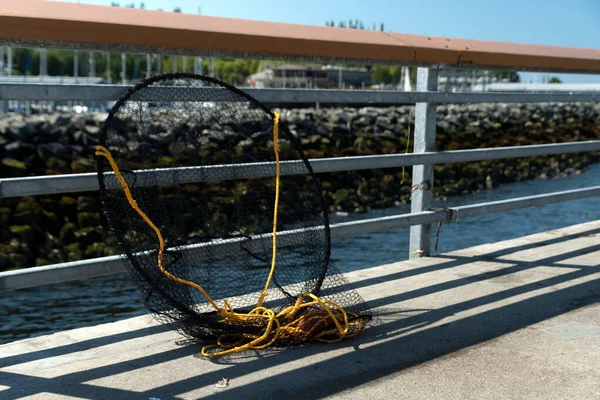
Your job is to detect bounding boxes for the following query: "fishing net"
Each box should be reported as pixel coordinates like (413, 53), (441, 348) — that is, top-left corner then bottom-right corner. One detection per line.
(96, 73), (371, 357)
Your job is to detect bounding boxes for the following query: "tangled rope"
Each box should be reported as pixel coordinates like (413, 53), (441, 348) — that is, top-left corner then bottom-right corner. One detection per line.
(96, 111), (365, 357)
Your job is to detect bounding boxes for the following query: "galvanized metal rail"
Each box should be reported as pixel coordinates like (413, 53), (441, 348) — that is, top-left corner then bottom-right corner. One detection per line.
(2, 141), (599, 198)
(1, 83), (599, 103)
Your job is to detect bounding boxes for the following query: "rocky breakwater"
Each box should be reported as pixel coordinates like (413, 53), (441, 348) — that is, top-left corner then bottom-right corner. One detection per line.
(1, 102), (599, 271)
(0, 113), (117, 271)
(279, 103), (599, 212)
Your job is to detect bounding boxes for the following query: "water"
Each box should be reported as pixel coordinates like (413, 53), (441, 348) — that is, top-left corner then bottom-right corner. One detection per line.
(1, 165), (599, 345)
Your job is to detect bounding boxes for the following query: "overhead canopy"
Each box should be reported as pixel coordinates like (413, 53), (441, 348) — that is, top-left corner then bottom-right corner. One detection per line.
(0, 1), (599, 73)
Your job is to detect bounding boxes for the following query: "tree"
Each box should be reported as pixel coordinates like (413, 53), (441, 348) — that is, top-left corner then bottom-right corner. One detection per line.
(490, 70), (520, 83)
(371, 66), (393, 85)
(548, 76), (562, 83)
(325, 20), (386, 31)
(173, 7), (182, 13)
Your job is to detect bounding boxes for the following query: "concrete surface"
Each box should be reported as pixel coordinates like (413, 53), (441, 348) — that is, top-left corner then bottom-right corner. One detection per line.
(1, 220), (600, 399)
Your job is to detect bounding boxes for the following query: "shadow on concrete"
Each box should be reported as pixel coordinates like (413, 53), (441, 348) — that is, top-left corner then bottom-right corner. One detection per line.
(1, 225), (599, 399)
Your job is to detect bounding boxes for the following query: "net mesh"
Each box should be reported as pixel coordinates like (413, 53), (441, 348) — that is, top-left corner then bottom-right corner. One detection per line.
(96, 73), (371, 356)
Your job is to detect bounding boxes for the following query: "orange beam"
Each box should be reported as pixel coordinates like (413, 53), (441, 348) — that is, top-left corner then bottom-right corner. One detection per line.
(1, 1), (599, 73)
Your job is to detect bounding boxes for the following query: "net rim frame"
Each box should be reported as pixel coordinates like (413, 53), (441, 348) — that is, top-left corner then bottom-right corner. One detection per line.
(95, 72), (334, 311)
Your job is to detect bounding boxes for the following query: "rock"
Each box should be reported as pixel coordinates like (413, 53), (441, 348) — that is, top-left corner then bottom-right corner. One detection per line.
(93, 113), (109, 125)
(84, 125), (101, 135)
(45, 156), (70, 173)
(7, 119), (33, 139)
(84, 242), (115, 258)
(44, 232), (62, 254)
(36, 143), (69, 160)
(148, 131), (174, 146)
(77, 196), (100, 212)
(9, 225), (34, 243)
(71, 158), (95, 173)
(73, 130), (98, 146)
(47, 114), (73, 127)
(12, 210), (40, 225)
(47, 248), (65, 264)
(77, 212), (102, 229)
(5, 141), (36, 158)
(59, 222), (78, 244)
(9, 253), (27, 268)
(74, 227), (103, 247)
(0, 207), (11, 224)
(374, 130), (397, 140)
(2, 158), (28, 173)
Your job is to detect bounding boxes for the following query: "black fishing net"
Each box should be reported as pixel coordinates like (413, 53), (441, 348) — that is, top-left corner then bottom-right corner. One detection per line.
(96, 73), (371, 356)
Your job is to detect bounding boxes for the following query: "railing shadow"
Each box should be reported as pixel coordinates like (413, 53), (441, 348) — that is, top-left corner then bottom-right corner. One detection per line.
(0, 226), (598, 399)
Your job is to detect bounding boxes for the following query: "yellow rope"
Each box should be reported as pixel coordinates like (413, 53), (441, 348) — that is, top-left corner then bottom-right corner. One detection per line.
(256, 111), (281, 309)
(96, 111), (365, 357)
(95, 145), (222, 312)
(400, 107), (414, 184)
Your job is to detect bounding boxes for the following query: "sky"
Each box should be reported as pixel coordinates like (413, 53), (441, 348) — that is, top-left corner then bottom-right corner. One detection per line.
(59, 0), (600, 83)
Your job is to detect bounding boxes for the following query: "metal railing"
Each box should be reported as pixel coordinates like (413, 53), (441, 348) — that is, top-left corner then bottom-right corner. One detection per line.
(1, 2), (599, 292)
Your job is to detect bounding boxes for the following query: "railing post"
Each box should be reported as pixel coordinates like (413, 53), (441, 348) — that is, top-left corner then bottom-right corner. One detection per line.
(409, 67), (438, 258)
(0, 46), (4, 113)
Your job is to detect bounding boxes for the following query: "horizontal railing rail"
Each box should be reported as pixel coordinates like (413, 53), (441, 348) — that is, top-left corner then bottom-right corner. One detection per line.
(2, 140), (600, 198)
(1, 2), (600, 73)
(2, 184), (599, 292)
(1, 84), (600, 103)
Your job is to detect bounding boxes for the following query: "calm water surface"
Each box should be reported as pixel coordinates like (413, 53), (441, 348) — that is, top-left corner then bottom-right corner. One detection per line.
(1, 164), (599, 344)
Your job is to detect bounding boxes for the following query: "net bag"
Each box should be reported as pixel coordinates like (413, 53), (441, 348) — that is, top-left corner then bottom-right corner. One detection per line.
(96, 73), (371, 357)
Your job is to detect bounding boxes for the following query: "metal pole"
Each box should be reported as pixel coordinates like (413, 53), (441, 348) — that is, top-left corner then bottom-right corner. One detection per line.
(182, 56), (186, 73)
(146, 54), (151, 78)
(157, 55), (162, 74)
(74, 51), (78, 82)
(7, 47), (12, 76)
(121, 53), (126, 84)
(39, 48), (47, 80)
(89, 51), (95, 78)
(0, 47), (5, 112)
(106, 52), (112, 83)
(409, 67), (438, 258)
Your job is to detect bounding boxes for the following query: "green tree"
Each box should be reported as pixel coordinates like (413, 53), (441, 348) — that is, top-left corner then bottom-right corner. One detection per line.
(371, 66), (393, 85)
(548, 76), (562, 83)
(490, 70), (520, 82)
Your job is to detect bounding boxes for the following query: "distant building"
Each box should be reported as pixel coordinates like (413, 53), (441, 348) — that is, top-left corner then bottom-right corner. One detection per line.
(246, 64), (372, 89)
(437, 69), (496, 92)
(472, 82), (600, 92)
(0, 75), (104, 84)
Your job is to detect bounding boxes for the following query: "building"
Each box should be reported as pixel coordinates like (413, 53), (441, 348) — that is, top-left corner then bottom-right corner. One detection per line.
(471, 82), (600, 92)
(246, 64), (372, 89)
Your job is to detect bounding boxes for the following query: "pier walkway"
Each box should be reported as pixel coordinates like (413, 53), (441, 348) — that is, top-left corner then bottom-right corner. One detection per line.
(2, 220), (599, 399)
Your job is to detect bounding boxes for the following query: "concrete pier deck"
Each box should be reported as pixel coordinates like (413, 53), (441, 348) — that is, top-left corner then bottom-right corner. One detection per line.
(1, 221), (599, 399)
